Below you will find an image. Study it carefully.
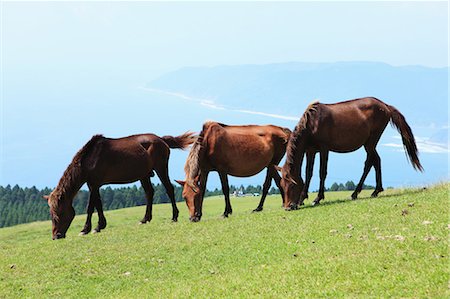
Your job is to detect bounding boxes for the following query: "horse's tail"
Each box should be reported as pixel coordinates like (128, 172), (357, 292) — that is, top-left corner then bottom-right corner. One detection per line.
(281, 127), (292, 144)
(161, 132), (196, 150)
(388, 105), (424, 172)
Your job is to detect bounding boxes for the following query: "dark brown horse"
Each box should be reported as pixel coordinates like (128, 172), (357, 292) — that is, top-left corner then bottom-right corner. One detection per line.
(279, 97), (423, 210)
(43, 132), (194, 239)
(175, 121), (291, 222)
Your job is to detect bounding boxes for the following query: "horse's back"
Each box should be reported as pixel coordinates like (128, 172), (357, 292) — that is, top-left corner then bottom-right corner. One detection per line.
(205, 122), (288, 140)
(311, 97), (391, 152)
(202, 123), (287, 176)
(107, 133), (160, 146)
(85, 134), (164, 185)
(324, 97), (389, 116)
(205, 123), (288, 148)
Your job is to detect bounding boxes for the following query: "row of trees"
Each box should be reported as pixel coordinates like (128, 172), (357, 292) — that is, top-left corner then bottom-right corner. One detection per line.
(205, 184), (281, 197)
(328, 181), (374, 192)
(0, 180), (374, 228)
(0, 184), (184, 228)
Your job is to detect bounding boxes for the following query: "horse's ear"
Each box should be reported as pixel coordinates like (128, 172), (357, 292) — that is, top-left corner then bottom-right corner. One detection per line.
(174, 180), (185, 186)
(274, 165), (283, 173)
(42, 195), (50, 201)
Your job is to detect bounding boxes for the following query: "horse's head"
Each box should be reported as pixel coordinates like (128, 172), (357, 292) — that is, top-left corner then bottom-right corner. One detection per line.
(43, 191), (75, 240)
(278, 166), (304, 210)
(175, 176), (204, 222)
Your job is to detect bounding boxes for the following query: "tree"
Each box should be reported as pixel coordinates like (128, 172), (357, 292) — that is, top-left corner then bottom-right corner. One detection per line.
(345, 181), (356, 191)
(269, 187), (280, 194)
(330, 182), (339, 191)
(0, 183), (269, 228)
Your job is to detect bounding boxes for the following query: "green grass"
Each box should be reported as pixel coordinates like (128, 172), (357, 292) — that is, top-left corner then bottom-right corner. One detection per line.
(0, 184), (448, 298)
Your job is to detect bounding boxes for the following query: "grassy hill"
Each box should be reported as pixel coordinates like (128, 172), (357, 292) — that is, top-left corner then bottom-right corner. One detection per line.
(0, 184), (448, 298)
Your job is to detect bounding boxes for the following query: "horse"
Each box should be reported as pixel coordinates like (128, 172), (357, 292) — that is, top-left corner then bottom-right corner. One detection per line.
(278, 97), (423, 210)
(43, 132), (195, 239)
(175, 121), (291, 222)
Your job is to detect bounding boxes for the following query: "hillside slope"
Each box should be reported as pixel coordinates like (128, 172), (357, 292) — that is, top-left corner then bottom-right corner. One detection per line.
(0, 185), (448, 298)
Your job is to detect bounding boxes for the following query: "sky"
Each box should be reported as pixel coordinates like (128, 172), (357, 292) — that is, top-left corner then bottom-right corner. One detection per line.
(3, 2), (448, 77)
(1, 1), (448, 189)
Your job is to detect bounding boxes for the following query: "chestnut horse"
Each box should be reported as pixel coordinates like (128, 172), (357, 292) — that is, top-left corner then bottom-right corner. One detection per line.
(176, 122), (291, 222)
(44, 132), (194, 239)
(279, 97), (423, 210)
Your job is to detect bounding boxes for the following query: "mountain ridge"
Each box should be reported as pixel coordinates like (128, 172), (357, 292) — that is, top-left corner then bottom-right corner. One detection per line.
(146, 61), (448, 127)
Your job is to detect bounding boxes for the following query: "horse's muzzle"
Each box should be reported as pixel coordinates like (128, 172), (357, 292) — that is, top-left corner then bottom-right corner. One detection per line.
(189, 216), (201, 222)
(284, 203), (299, 211)
(53, 232), (66, 240)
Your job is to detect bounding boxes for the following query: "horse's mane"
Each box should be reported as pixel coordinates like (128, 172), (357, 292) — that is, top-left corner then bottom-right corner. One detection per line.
(49, 135), (104, 217)
(184, 121), (225, 182)
(285, 101), (319, 169)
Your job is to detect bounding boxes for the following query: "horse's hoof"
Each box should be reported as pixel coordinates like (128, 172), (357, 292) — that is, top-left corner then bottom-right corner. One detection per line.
(140, 218), (151, 224)
(79, 231), (88, 236)
(92, 229), (100, 234)
(312, 201), (320, 206)
(222, 214), (229, 218)
(172, 218), (178, 222)
(252, 208), (263, 213)
(371, 190), (382, 198)
(190, 216), (200, 222)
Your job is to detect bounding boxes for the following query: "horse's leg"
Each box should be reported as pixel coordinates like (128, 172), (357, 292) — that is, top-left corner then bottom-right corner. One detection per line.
(219, 172), (232, 217)
(300, 151), (316, 205)
(80, 185), (96, 235)
(271, 166), (285, 206)
(351, 147), (374, 200)
(253, 168), (272, 212)
(270, 148), (288, 207)
(200, 171), (209, 200)
(155, 165), (179, 222)
(194, 172), (208, 221)
(139, 177), (154, 224)
(312, 150), (329, 206)
(93, 188), (107, 233)
(371, 150), (384, 197)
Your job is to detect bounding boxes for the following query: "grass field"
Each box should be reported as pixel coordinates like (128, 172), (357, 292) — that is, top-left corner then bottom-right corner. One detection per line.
(0, 184), (448, 298)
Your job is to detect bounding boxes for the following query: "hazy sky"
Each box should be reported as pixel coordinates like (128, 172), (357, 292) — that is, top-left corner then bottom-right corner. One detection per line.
(1, 1), (448, 188)
(3, 1), (448, 79)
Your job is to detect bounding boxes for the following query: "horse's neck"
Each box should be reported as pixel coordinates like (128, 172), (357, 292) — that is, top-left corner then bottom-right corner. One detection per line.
(286, 155), (304, 179)
(64, 180), (84, 200)
(286, 134), (306, 175)
(55, 163), (86, 203)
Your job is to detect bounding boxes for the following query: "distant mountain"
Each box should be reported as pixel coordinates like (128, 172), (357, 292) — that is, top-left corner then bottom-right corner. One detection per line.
(146, 61), (448, 126)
